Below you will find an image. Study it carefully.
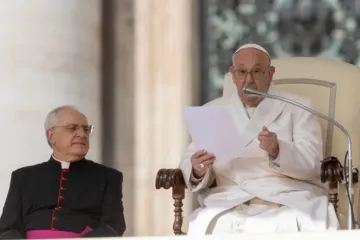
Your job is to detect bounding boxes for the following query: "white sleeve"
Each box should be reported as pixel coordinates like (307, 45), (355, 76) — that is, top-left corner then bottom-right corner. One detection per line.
(274, 101), (323, 181)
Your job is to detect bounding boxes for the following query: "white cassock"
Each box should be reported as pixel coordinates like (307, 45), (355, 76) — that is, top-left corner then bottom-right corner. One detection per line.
(179, 88), (339, 236)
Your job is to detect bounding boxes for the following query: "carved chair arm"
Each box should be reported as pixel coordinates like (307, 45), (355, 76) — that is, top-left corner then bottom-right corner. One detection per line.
(321, 156), (359, 212)
(156, 168), (186, 235)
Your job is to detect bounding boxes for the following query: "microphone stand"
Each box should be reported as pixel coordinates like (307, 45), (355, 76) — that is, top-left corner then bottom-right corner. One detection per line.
(243, 87), (355, 230)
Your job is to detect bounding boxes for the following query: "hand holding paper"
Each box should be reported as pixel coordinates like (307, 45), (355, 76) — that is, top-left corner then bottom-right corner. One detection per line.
(182, 106), (249, 166)
(191, 150), (215, 177)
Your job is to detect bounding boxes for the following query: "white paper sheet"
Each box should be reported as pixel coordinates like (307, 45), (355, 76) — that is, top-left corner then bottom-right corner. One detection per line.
(182, 106), (248, 166)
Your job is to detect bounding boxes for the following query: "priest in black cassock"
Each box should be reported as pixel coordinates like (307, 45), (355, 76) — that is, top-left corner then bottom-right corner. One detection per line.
(0, 105), (126, 239)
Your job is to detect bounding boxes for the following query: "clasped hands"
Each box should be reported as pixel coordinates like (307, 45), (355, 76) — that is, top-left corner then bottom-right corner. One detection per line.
(191, 126), (279, 178)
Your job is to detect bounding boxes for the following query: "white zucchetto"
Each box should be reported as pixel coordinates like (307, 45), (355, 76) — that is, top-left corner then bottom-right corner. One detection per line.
(232, 43), (271, 61)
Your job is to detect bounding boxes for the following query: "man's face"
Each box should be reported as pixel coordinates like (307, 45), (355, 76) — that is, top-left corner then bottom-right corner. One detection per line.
(47, 108), (91, 160)
(229, 48), (275, 107)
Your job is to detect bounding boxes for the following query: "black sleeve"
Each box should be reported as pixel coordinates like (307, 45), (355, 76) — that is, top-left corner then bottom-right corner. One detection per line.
(83, 170), (125, 237)
(0, 171), (24, 239)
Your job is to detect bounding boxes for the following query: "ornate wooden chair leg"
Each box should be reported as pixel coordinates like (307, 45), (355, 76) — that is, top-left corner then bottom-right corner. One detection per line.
(172, 186), (185, 235)
(328, 183), (339, 213)
(156, 168), (186, 235)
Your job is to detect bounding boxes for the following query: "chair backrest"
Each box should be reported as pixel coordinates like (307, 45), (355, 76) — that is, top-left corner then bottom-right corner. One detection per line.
(222, 57), (360, 228)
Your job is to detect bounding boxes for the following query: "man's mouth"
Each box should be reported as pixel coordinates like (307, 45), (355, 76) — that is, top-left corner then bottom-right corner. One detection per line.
(246, 86), (257, 91)
(73, 143), (86, 146)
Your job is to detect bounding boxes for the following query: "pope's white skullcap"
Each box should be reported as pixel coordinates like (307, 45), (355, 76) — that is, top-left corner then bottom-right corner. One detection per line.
(232, 43), (271, 61)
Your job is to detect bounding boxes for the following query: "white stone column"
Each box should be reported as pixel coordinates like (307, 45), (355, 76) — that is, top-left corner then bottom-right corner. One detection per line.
(132, 0), (199, 236)
(0, 0), (102, 212)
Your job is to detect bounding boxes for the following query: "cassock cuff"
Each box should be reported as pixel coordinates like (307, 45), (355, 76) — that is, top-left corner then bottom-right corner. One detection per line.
(275, 139), (300, 176)
(190, 170), (204, 184)
(269, 153), (280, 170)
(189, 169), (212, 192)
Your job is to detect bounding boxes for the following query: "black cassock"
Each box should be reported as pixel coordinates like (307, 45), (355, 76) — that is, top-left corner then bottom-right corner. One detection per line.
(0, 157), (126, 239)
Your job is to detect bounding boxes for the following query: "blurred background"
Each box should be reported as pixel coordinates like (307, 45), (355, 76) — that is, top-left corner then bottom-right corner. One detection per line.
(1, 0), (360, 237)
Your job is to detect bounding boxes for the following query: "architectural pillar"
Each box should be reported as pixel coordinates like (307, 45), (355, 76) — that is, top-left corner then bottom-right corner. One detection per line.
(0, 0), (102, 212)
(101, 0), (136, 236)
(133, 0), (199, 236)
(103, 0), (199, 236)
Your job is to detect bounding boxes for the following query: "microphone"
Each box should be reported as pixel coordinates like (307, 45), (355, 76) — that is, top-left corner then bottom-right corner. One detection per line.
(243, 87), (356, 229)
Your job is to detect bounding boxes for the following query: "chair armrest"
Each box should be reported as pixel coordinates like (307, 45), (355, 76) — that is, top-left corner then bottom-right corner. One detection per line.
(156, 168), (186, 190)
(156, 168), (186, 235)
(321, 156), (359, 212)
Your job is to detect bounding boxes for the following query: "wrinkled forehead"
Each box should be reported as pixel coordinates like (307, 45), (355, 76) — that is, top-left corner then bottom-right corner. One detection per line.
(233, 48), (270, 67)
(56, 108), (88, 126)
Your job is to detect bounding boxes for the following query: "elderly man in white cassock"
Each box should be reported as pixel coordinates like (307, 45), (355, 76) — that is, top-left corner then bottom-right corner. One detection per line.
(180, 44), (339, 235)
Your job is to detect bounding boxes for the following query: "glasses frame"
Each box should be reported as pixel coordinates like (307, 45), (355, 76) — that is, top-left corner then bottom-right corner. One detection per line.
(51, 124), (94, 135)
(232, 65), (270, 79)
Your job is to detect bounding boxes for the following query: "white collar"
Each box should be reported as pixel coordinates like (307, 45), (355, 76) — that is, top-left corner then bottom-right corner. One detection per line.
(52, 154), (70, 169)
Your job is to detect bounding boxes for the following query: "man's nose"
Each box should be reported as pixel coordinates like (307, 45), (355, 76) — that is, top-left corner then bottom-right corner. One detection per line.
(245, 73), (254, 83)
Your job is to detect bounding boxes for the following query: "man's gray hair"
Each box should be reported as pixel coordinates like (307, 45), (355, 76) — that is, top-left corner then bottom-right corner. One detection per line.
(44, 105), (78, 147)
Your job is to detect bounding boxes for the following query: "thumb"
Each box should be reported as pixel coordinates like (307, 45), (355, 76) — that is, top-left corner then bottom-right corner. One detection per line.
(262, 126), (268, 131)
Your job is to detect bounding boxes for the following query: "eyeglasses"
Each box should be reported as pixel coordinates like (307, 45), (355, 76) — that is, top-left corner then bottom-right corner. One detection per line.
(233, 67), (268, 79)
(52, 124), (94, 135)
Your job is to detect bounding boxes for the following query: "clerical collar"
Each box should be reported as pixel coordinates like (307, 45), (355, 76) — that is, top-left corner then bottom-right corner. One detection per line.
(48, 155), (87, 170)
(52, 155), (70, 169)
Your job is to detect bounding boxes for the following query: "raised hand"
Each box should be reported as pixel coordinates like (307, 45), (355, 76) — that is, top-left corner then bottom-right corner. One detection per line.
(258, 126), (279, 159)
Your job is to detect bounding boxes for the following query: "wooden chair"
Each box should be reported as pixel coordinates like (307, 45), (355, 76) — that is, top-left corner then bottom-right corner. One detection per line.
(155, 57), (360, 234)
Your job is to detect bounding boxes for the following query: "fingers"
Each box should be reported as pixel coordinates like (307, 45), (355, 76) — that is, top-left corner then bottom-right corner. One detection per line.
(200, 158), (215, 167)
(259, 141), (272, 150)
(258, 135), (268, 141)
(197, 152), (214, 163)
(191, 150), (215, 171)
(192, 150), (214, 162)
(259, 142), (266, 151)
(258, 126), (276, 139)
(258, 128), (270, 137)
(194, 154), (215, 170)
(258, 134), (276, 142)
(258, 131), (272, 137)
(192, 150), (208, 158)
(194, 158), (215, 170)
